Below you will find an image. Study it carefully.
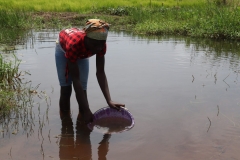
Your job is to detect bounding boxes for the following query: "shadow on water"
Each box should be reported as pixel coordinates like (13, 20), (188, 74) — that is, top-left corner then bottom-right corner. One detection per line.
(1, 29), (240, 159)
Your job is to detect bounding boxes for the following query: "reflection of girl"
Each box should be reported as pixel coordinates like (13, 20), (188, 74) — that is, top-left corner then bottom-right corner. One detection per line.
(55, 19), (125, 123)
(59, 115), (75, 159)
(98, 134), (111, 160)
(59, 113), (111, 160)
(74, 114), (92, 159)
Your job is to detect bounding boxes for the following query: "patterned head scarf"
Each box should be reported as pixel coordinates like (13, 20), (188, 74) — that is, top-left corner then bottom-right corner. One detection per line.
(83, 19), (110, 40)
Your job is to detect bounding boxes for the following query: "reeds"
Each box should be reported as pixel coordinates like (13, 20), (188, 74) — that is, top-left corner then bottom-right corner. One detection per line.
(0, 9), (29, 45)
(0, 54), (51, 137)
(0, 9), (28, 28)
(0, 54), (27, 114)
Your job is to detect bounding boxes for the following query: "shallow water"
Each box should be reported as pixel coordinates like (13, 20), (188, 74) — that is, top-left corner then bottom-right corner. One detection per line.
(1, 30), (240, 160)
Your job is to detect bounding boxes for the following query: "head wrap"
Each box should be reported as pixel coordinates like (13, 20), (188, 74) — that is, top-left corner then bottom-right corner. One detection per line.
(83, 19), (110, 40)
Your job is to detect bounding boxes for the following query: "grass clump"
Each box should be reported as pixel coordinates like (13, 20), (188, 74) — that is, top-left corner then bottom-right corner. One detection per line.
(0, 55), (31, 114)
(0, 9), (64, 44)
(0, 9), (30, 45)
(1, 55), (21, 113)
(0, 54), (50, 134)
(120, 1), (240, 40)
(0, 9), (28, 28)
(0, 54), (46, 133)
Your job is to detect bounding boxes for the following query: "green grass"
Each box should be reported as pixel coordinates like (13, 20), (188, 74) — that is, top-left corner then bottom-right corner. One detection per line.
(0, 9), (28, 28)
(91, 1), (240, 40)
(0, 9), (30, 44)
(0, 54), (43, 125)
(0, 53), (49, 132)
(0, 9), (62, 44)
(128, 3), (240, 39)
(0, 0), (240, 40)
(0, 54), (23, 113)
(0, 0), (206, 12)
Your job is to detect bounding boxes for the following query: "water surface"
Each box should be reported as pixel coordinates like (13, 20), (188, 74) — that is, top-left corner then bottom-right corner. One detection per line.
(1, 30), (240, 160)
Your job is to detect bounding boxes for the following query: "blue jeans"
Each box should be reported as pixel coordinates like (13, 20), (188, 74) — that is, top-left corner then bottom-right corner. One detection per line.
(55, 39), (89, 90)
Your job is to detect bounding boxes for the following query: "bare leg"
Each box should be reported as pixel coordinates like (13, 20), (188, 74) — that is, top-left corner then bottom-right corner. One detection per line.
(84, 90), (88, 103)
(78, 90), (88, 116)
(59, 85), (72, 114)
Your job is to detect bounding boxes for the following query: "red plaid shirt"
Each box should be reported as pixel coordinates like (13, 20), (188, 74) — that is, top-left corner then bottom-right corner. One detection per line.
(59, 28), (106, 63)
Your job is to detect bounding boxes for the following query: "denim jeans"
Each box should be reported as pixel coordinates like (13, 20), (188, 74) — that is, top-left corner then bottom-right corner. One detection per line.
(55, 38), (89, 90)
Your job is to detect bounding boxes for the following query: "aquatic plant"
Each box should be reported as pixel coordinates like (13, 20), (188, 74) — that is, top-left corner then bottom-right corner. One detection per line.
(0, 53), (50, 136)
(0, 54), (27, 113)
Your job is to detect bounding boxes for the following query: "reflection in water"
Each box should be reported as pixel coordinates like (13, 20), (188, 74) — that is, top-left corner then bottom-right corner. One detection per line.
(131, 33), (240, 56)
(59, 112), (110, 160)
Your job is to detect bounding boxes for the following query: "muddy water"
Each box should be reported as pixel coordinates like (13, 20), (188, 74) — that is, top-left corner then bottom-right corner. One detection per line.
(1, 30), (240, 160)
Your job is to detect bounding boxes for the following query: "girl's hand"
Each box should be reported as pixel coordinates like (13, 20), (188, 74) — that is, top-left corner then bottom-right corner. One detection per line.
(108, 100), (125, 111)
(83, 110), (94, 124)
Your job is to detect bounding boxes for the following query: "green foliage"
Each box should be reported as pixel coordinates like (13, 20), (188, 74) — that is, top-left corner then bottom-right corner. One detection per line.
(0, 54), (19, 112)
(0, 1), (240, 41)
(0, 0), (207, 12)
(0, 9), (28, 28)
(0, 54), (38, 119)
(92, 6), (131, 16)
(121, 1), (240, 40)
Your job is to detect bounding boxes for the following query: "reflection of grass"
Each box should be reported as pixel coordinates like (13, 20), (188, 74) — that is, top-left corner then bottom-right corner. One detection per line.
(0, 28), (27, 46)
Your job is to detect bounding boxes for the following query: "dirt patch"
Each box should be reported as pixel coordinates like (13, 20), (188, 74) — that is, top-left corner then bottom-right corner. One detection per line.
(30, 11), (132, 31)
(32, 12), (89, 21)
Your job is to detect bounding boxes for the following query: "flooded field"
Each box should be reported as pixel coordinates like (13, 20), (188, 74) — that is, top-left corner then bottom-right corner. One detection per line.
(1, 30), (240, 160)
